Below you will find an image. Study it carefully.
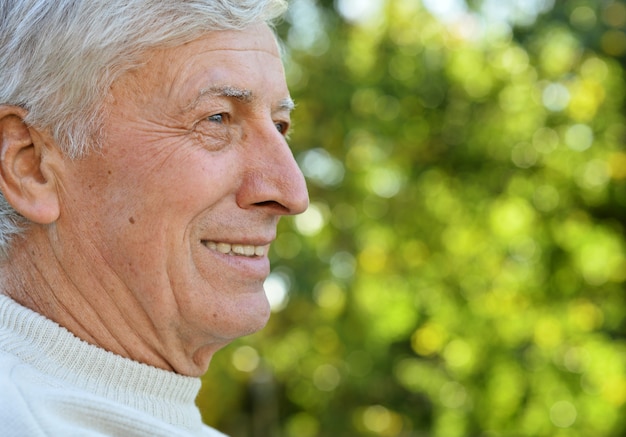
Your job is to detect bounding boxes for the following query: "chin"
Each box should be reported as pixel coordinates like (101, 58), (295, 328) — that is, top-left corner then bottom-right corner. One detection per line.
(215, 291), (271, 340)
(240, 294), (272, 336)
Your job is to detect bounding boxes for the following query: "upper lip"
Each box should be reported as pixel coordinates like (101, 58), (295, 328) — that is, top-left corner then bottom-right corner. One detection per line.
(200, 235), (274, 246)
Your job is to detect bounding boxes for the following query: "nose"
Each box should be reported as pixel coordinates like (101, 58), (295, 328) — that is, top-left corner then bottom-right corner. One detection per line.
(236, 124), (309, 216)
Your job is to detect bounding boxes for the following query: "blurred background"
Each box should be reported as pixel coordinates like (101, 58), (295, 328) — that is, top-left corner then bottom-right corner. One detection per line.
(198, 0), (626, 436)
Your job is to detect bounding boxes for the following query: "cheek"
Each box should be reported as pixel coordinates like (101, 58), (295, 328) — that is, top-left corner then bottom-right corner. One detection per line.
(108, 149), (234, 216)
(176, 276), (271, 340)
(72, 143), (241, 272)
(98, 152), (238, 270)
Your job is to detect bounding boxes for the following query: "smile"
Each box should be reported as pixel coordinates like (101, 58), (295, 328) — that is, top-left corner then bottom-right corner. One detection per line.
(202, 240), (268, 257)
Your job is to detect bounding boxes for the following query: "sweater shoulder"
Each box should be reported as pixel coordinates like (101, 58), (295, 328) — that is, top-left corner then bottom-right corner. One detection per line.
(0, 353), (226, 437)
(0, 350), (47, 436)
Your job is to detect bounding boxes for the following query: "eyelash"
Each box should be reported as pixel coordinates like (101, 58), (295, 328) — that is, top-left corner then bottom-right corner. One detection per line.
(206, 113), (289, 136)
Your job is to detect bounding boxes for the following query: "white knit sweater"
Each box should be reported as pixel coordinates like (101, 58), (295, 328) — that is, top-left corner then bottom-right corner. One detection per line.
(0, 294), (227, 436)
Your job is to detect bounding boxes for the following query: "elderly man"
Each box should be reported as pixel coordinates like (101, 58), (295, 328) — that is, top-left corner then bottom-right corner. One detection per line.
(0, 1), (308, 436)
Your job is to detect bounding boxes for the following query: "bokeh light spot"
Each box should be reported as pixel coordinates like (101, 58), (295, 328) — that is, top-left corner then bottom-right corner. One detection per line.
(367, 166), (404, 198)
(565, 123), (593, 151)
(542, 82), (570, 111)
(285, 413), (320, 437)
(550, 401), (577, 428)
(330, 251), (356, 279)
(264, 271), (291, 312)
(412, 323), (447, 356)
(602, 2), (626, 28)
(601, 29), (626, 57)
(299, 148), (345, 188)
(294, 203), (327, 236)
(231, 346), (260, 373)
(570, 6), (596, 30)
(440, 381), (468, 408)
(313, 364), (341, 391)
(313, 280), (347, 315)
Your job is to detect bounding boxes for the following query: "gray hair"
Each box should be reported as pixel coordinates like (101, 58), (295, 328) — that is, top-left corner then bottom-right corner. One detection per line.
(0, 0), (288, 257)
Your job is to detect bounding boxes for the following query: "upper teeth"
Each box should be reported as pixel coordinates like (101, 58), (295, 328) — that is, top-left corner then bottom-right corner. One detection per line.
(203, 241), (267, 257)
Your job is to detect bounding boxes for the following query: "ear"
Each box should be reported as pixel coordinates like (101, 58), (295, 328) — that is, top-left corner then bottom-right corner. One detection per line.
(0, 105), (61, 224)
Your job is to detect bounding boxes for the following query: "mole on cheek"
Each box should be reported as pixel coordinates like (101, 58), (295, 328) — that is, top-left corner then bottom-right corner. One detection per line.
(129, 217), (135, 224)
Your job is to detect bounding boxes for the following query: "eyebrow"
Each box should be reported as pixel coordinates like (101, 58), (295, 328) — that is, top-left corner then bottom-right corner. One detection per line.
(186, 85), (294, 113)
(277, 97), (295, 113)
(210, 85), (252, 102)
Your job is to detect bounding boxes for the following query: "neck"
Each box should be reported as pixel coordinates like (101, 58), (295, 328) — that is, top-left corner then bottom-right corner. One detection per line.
(0, 226), (203, 375)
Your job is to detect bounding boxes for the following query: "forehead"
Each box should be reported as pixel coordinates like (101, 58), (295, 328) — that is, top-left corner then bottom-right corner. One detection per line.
(113, 23), (288, 110)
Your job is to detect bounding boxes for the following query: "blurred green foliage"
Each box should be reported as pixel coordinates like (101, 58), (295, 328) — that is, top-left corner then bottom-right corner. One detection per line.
(198, 0), (626, 435)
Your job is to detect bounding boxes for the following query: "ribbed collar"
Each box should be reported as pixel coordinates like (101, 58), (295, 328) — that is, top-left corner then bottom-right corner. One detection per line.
(0, 294), (205, 430)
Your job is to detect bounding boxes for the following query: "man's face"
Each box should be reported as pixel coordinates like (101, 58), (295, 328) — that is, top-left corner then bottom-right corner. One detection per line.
(54, 24), (308, 374)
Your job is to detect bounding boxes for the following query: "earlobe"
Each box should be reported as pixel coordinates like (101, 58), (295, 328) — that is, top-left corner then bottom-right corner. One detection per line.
(0, 105), (61, 224)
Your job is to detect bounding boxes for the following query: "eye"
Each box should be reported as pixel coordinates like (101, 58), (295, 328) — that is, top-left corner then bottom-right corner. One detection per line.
(275, 121), (289, 135)
(207, 113), (225, 123)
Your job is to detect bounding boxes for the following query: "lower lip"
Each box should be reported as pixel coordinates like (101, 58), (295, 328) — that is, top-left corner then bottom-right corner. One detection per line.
(203, 244), (271, 280)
